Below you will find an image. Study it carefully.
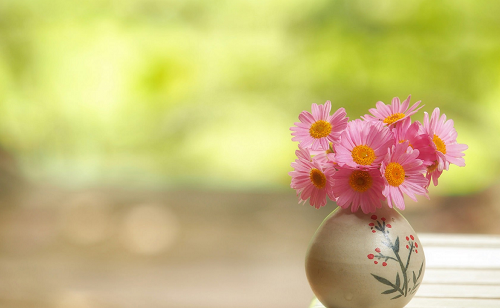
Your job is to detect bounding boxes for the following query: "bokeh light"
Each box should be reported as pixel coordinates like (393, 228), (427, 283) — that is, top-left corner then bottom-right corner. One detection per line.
(120, 203), (179, 255)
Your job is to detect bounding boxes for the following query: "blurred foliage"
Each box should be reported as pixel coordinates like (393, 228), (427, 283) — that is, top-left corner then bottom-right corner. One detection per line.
(0, 0), (498, 194)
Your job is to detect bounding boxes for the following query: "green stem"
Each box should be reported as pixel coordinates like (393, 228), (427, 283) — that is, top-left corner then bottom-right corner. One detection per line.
(405, 242), (414, 271)
(384, 232), (408, 296)
(376, 253), (398, 262)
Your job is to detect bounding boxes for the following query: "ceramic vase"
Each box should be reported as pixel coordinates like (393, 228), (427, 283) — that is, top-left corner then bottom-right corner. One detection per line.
(305, 205), (425, 308)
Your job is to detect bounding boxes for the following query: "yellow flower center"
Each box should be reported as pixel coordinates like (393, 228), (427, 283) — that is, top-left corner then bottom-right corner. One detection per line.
(309, 168), (327, 189)
(349, 170), (373, 192)
(309, 120), (332, 139)
(351, 145), (376, 165)
(427, 161), (438, 173)
(384, 162), (405, 187)
(383, 113), (405, 125)
(433, 134), (447, 154)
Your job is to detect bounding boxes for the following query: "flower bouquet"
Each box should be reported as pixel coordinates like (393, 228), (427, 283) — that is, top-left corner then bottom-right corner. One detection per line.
(289, 96), (467, 308)
(289, 95), (467, 212)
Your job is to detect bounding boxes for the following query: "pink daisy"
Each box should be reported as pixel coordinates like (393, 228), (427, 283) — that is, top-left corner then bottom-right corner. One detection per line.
(289, 147), (336, 209)
(363, 95), (423, 126)
(331, 166), (385, 214)
(380, 142), (428, 210)
(293, 144), (313, 162)
(309, 142), (336, 164)
(425, 161), (443, 187)
(291, 101), (348, 151)
(421, 107), (468, 172)
(313, 151), (336, 166)
(334, 120), (394, 169)
(393, 118), (435, 166)
(393, 117), (420, 146)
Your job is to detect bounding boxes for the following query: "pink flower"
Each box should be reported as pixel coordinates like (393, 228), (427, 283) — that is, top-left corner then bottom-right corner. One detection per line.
(293, 145), (313, 162)
(393, 118), (435, 166)
(334, 120), (394, 169)
(421, 108), (468, 172)
(363, 95), (423, 126)
(309, 143), (336, 165)
(289, 147), (335, 208)
(393, 118), (420, 149)
(424, 160), (443, 187)
(291, 101), (348, 151)
(331, 166), (385, 213)
(380, 142), (428, 210)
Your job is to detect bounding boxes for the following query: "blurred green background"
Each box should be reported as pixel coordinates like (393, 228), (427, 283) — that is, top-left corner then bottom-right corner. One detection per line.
(1, 0), (497, 194)
(0, 1), (500, 308)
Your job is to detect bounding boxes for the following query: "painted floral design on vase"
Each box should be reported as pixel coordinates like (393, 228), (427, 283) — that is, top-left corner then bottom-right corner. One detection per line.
(305, 205), (425, 308)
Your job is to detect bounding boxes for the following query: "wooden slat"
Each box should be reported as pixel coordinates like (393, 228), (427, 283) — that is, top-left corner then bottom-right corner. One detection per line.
(416, 284), (500, 299)
(424, 268), (500, 284)
(424, 246), (500, 269)
(405, 297), (500, 308)
(419, 233), (500, 248)
(310, 297), (500, 308)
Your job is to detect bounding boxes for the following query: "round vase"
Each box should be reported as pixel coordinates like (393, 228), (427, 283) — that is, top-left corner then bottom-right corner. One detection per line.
(305, 205), (425, 308)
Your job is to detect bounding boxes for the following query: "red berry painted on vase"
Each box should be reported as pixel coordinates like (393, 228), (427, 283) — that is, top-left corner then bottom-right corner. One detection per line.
(406, 236), (409, 241)
(371, 215), (377, 220)
(367, 254), (374, 259)
(410, 235), (414, 240)
(415, 250), (418, 253)
(375, 248), (381, 253)
(381, 217), (386, 221)
(374, 261), (378, 264)
(369, 223), (375, 226)
(406, 245), (409, 249)
(372, 230), (376, 233)
(415, 243), (418, 248)
(382, 262), (387, 266)
(386, 224), (392, 228)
